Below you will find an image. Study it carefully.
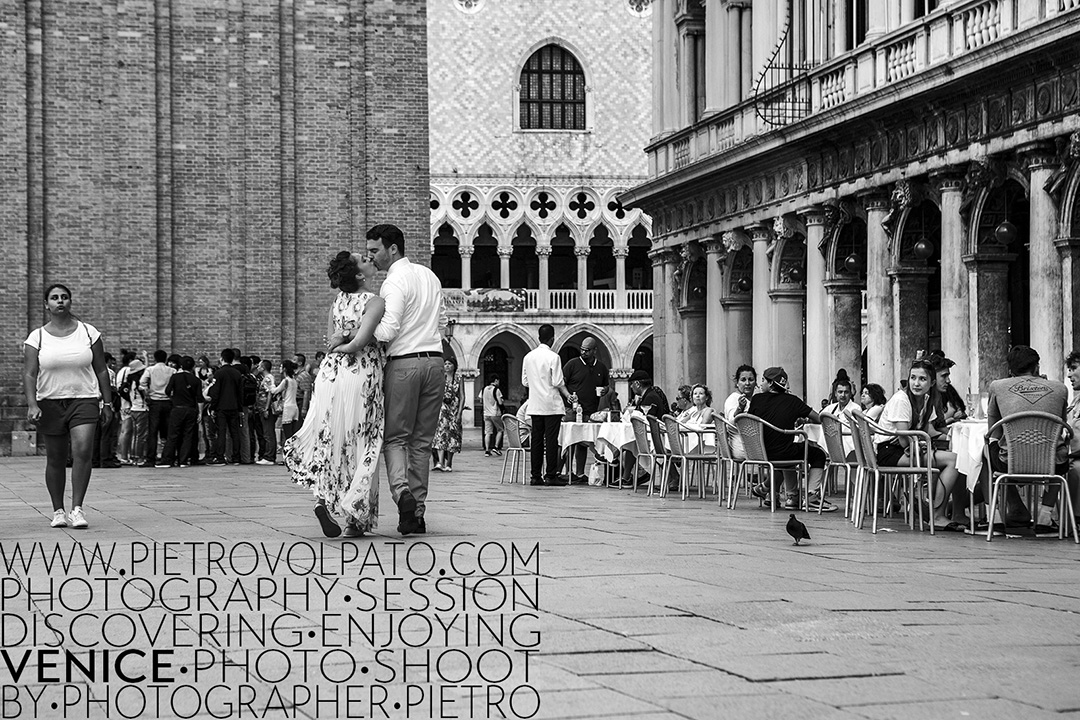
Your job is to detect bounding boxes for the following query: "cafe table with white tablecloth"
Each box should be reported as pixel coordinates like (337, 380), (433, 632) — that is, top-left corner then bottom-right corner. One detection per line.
(803, 423), (854, 457)
(950, 420), (989, 491)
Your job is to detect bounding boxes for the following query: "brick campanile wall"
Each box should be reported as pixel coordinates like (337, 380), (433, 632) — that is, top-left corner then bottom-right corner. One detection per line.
(0, 0), (429, 454)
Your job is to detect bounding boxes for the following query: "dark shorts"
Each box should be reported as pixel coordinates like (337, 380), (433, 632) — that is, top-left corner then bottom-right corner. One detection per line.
(876, 441), (906, 467)
(37, 398), (99, 436)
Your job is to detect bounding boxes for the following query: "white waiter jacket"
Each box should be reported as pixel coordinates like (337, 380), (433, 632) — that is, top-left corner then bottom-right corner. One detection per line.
(522, 343), (566, 416)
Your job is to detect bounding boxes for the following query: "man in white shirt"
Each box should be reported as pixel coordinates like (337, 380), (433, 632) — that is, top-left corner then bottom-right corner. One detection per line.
(522, 324), (571, 486)
(139, 349), (175, 467)
(367, 223), (447, 536)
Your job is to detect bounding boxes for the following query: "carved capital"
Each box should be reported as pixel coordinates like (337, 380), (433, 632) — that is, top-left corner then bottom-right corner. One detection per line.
(458, 368), (481, 380)
(747, 224), (773, 244)
(930, 169), (966, 193)
(535, 245), (552, 258)
(574, 246), (591, 258)
(860, 191), (892, 213)
(610, 369), (634, 380)
(797, 205), (829, 227)
(1018, 141), (1059, 171)
(496, 246), (513, 258)
(458, 245), (475, 258)
(613, 246), (629, 259)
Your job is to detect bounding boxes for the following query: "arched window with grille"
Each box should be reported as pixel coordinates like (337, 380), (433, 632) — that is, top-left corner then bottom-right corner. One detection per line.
(519, 44), (586, 131)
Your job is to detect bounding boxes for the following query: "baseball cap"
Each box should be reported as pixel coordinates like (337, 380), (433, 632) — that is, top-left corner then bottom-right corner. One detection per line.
(762, 366), (789, 392)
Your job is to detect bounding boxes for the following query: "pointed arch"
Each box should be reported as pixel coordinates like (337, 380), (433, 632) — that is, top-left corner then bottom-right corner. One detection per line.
(468, 324), (537, 369)
(552, 323), (621, 366)
(624, 327), (655, 370)
(1063, 165), (1080, 237)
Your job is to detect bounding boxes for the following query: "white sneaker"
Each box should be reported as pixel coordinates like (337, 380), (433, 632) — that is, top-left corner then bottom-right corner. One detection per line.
(50, 510), (68, 528)
(255, 458), (274, 465)
(69, 507), (88, 529)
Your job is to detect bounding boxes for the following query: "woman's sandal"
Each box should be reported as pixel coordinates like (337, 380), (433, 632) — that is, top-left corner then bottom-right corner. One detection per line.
(314, 504), (341, 538)
(933, 521), (965, 533)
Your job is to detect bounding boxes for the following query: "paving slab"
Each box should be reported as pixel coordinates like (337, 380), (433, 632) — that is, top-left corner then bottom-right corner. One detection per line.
(1, 440), (1079, 719)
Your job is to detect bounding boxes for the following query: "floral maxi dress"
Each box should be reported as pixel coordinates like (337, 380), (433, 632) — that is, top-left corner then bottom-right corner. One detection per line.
(283, 291), (384, 531)
(432, 374), (462, 453)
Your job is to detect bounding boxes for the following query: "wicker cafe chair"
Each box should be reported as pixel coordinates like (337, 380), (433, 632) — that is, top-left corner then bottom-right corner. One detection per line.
(983, 411), (1078, 544)
(647, 415), (673, 497)
(629, 415), (657, 493)
(732, 414), (808, 513)
(820, 412), (858, 518)
(499, 414), (528, 485)
(662, 415), (718, 500)
(713, 416), (741, 507)
(846, 410), (871, 524)
(850, 409), (939, 535)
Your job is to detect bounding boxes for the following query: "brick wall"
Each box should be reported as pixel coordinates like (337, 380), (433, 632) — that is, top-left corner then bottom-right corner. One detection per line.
(0, 0), (429, 453)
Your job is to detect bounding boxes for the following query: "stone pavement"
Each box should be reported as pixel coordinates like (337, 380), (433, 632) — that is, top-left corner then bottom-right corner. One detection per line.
(1, 433), (1079, 720)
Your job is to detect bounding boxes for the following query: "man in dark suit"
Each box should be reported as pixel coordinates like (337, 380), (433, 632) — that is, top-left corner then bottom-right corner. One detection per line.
(208, 348), (244, 465)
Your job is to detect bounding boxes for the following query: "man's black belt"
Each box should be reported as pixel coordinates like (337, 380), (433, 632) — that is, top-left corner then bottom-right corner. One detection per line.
(388, 351), (443, 361)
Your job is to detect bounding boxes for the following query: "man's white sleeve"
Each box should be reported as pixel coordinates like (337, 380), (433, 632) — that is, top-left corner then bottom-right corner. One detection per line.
(373, 276), (404, 343)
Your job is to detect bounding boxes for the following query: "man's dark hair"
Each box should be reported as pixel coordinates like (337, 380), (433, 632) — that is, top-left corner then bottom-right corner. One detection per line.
(1007, 345), (1040, 376)
(367, 223), (405, 256)
(221, 348), (236, 364)
(167, 353), (181, 367)
(538, 324), (555, 343)
(104, 352), (115, 363)
(181, 355), (195, 371)
(239, 357), (252, 373)
(294, 353), (307, 364)
(121, 350), (136, 365)
(249, 354), (260, 365)
(315, 350), (326, 361)
(231, 348), (241, 360)
(1066, 351), (1080, 369)
(153, 349), (167, 363)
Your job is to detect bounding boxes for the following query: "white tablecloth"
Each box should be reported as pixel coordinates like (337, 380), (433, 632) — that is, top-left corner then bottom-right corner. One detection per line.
(950, 420), (989, 491)
(558, 422), (603, 451)
(803, 423), (854, 457)
(595, 422), (636, 462)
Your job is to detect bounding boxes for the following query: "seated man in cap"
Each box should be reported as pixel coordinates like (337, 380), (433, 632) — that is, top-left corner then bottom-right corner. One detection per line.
(748, 367), (837, 512)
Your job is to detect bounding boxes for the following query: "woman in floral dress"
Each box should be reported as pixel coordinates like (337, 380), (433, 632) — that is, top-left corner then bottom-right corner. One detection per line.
(432, 357), (463, 472)
(284, 251), (385, 538)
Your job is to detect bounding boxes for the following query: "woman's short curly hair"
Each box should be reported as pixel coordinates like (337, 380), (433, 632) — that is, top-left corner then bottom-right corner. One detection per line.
(690, 383), (713, 407)
(327, 251), (361, 293)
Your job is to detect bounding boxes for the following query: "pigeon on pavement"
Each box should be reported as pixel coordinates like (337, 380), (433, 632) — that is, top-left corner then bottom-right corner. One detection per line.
(787, 514), (810, 545)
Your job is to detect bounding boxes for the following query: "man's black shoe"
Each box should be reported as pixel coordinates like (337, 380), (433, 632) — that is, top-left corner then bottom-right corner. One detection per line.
(138, 462), (154, 468)
(415, 516), (426, 534)
(529, 479), (545, 486)
(545, 476), (569, 487)
(101, 459), (123, 469)
(570, 474), (588, 485)
(397, 492), (418, 535)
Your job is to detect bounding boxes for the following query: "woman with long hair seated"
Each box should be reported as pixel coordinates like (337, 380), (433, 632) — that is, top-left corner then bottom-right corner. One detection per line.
(874, 358), (962, 532)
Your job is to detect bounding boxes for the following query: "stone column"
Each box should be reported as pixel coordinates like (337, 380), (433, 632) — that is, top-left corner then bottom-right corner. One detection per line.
(824, 279), (864, 389)
(933, 171), (970, 398)
(888, 267), (934, 384)
(863, 193), (895, 393)
(771, 291), (807, 398)
(650, 248), (671, 389)
(497, 246), (512, 287)
(799, 206), (830, 407)
(964, 251), (1016, 394)
(536, 245), (551, 310)
(614, 247), (628, 310)
(575, 246), (590, 311)
(704, 238), (727, 398)
(866, 0), (888, 40)
(1023, 144), (1065, 381)
(611, 370), (632, 413)
(740, 7), (753, 100)
(459, 245), (473, 290)
(725, 1), (743, 108)
(835, 0), (849, 55)
(749, 224), (773, 373)
(1057, 238), (1080, 357)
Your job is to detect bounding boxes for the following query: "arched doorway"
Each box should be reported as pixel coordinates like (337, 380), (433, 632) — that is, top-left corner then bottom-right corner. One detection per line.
(471, 223), (499, 289)
(626, 224), (652, 289)
(632, 335), (654, 378)
(587, 225), (615, 289)
(894, 201), (942, 370)
(510, 225), (538, 288)
(432, 223), (461, 288)
(977, 179), (1030, 347)
(550, 224), (576, 290)
(476, 331), (533, 423)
